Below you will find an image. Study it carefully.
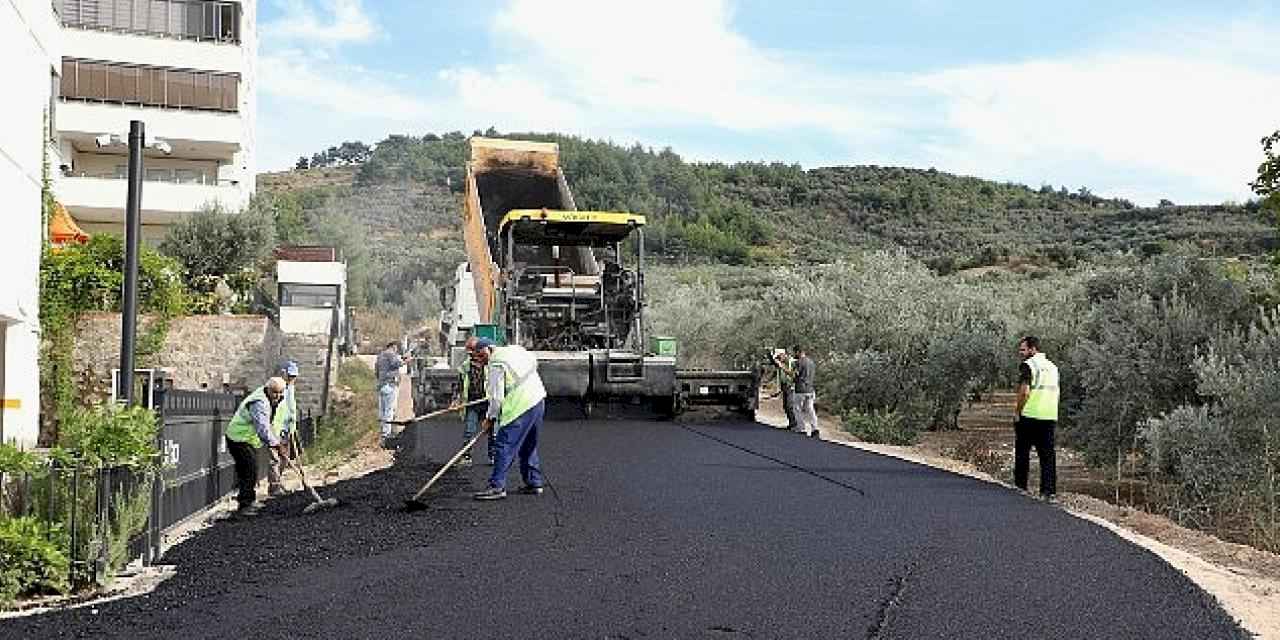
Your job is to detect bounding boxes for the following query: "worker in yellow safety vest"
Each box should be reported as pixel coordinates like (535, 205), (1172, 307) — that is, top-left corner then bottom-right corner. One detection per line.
(470, 338), (548, 501)
(224, 377), (290, 517)
(1014, 336), (1059, 502)
(455, 337), (497, 468)
(266, 361), (300, 496)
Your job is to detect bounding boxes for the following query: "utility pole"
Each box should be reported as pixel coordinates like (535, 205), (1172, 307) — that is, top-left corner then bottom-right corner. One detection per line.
(120, 120), (144, 406)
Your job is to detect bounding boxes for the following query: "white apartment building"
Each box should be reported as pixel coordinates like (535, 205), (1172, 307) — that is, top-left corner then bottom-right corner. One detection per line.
(52, 0), (257, 241)
(0, 0), (61, 446)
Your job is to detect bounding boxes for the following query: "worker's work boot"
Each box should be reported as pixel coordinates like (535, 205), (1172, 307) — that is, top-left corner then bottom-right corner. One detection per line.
(473, 487), (507, 501)
(518, 485), (544, 496)
(233, 503), (261, 518)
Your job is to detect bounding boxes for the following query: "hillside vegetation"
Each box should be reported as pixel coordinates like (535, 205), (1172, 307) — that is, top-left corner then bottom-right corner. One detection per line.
(258, 129), (1275, 320)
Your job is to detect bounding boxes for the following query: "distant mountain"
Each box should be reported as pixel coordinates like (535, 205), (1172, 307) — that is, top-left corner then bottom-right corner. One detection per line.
(258, 131), (1277, 307)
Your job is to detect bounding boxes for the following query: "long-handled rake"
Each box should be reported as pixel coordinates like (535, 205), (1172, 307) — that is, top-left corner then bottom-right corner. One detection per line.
(286, 430), (339, 514)
(402, 420), (492, 512)
(387, 397), (490, 427)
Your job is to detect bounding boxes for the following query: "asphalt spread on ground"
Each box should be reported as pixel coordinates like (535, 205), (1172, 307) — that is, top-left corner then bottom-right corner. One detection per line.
(1, 408), (1248, 639)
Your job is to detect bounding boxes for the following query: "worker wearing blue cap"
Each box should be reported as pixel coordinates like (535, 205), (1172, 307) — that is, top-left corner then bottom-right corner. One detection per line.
(267, 361), (300, 496)
(471, 338), (547, 501)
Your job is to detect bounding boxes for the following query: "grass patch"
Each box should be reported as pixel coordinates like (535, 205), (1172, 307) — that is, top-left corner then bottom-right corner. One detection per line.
(946, 436), (1009, 479)
(306, 359), (380, 468)
(842, 410), (918, 446)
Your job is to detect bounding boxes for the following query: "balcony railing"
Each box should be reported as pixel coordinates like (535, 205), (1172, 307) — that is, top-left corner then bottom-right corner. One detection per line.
(59, 0), (241, 44)
(61, 58), (239, 113)
(64, 170), (238, 187)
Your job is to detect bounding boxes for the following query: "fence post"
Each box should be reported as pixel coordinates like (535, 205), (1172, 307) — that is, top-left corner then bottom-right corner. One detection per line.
(149, 388), (166, 564)
(211, 403), (222, 506)
(69, 466), (79, 586)
(45, 468), (55, 538)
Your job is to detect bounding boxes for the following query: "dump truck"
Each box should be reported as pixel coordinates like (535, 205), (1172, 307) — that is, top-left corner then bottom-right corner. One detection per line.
(412, 137), (758, 417)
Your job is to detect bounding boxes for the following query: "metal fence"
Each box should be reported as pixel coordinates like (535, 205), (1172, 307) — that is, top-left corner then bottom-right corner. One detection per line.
(148, 388), (317, 556)
(0, 388), (319, 586)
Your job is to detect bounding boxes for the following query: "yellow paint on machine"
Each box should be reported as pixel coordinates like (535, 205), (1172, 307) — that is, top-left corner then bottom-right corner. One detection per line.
(499, 209), (647, 230)
(2, 398), (20, 410)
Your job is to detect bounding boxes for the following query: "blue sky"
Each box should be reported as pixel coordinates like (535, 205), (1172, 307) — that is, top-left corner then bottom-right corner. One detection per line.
(256, 0), (1280, 205)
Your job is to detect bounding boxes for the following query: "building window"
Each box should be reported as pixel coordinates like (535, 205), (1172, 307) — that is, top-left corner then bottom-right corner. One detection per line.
(59, 0), (241, 43)
(280, 284), (340, 308)
(60, 58), (239, 113)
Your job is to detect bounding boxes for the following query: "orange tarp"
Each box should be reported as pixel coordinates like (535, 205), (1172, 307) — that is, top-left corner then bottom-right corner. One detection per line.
(49, 202), (89, 247)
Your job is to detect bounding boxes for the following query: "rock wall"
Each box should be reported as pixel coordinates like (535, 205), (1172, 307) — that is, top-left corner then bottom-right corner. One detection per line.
(73, 314), (283, 405)
(72, 314), (336, 417)
(280, 332), (338, 420)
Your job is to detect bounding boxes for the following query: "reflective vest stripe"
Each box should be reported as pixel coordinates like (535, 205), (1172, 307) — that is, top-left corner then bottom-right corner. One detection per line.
(1021, 354), (1060, 421)
(226, 387), (270, 447)
(491, 346), (547, 427)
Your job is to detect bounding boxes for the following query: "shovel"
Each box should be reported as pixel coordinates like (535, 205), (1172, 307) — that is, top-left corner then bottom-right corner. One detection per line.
(285, 431), (339, 514)
(403, 420), (492, 512)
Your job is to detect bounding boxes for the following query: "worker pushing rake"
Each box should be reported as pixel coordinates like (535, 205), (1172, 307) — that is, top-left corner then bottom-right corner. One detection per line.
(402, 338), (550, 510)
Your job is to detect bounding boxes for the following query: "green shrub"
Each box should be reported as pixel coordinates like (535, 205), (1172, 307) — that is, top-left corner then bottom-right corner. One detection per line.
(1142, 308), (1280, 550)
(158, 201), (276, 284)
(0, 443), (40, 474)
(842, 410), (917, 446)
(308, 359), (378, 467)
(58, 405), (159, 469)
(0, 517), (69, 608)
(40, 234), (188, 321)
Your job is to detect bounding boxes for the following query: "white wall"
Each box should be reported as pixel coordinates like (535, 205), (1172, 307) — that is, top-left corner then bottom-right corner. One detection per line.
(62, 28), (245, 74)
(277, 261), (347, 287)
(0, 0), (61, 446)
(58, 176), (248, 221)
(58, 101), (245, 149)
(237, 0), (257, 202)
(279, 308), (335, 335)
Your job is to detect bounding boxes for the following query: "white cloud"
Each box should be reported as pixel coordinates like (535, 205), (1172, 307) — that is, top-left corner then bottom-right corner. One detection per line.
(481, 0), (897, 136)
(915, 50), (1280, 203)
(262, 0), (378, 46)
(254, 1), (1280, 204)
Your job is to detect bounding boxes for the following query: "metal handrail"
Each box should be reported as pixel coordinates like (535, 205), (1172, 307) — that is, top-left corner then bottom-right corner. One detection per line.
(63, 171), (238, 187)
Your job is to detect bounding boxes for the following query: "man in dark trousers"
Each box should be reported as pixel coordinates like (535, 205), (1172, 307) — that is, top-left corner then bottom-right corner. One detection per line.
(456, 336), (496, 467)
(223, 377), (289, 518)
(768, 348), (799, 431)
(1014, 336), (1060, 502)
(792, 345), (819, 439)
(471, 338), (547, 501)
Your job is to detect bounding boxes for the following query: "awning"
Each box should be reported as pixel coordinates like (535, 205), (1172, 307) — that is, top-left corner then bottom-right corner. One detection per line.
(49, 202), (90, 247)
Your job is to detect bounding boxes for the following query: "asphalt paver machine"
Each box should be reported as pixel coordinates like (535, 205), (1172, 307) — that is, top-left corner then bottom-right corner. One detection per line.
(414, 137), (758, 418)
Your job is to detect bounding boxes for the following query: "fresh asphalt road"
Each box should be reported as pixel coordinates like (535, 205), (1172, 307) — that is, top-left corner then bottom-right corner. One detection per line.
(1, 410), (1247, 639)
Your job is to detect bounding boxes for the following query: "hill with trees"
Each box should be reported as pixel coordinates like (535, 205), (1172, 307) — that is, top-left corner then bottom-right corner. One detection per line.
(256, 129), (1277, 317)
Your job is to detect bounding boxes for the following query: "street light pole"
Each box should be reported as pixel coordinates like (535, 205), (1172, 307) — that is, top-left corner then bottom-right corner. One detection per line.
(120, 120), (144, 407)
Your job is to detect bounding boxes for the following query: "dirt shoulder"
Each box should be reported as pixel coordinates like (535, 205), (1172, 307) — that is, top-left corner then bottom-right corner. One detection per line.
(756, 399), (1280, 638)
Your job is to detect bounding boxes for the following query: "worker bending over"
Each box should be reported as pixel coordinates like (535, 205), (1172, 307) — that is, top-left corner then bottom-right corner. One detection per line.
(266, 361), (300, 496)
(224, 377), (290, 518)
(471, 338), (547, 501)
